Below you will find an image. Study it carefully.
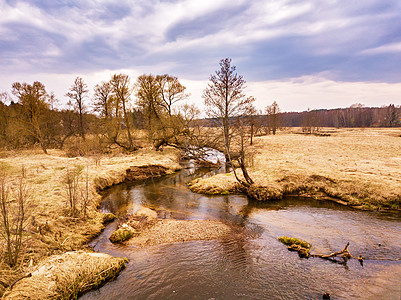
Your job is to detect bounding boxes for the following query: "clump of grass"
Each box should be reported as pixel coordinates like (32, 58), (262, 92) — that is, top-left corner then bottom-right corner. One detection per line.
(3, 251), (128, 299)
(278, 236), (311, 249)
(109, 228), (135, 244)
(102, 213), (116, 224)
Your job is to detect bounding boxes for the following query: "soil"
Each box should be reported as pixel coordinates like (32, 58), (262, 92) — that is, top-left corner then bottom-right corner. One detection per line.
(125, 165), (170, 181)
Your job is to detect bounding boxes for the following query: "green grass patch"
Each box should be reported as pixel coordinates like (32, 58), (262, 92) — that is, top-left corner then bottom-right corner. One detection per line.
(109, 228), (134, 243)
(278, 236), (311, 249)
(102, 213), (117, 224)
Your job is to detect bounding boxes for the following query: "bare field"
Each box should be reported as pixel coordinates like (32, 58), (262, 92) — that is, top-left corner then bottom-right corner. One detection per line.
(0, 147), (180, 296)
(189, 128), (401, 210)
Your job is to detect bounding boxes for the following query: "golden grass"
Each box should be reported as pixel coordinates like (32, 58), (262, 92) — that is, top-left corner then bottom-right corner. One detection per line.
(0, 147), (181, 297)
(189, 128), (401, 210)
(2, 251), (127, 300)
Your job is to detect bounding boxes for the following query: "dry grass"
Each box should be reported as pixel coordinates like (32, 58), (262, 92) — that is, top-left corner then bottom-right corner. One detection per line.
(2, 251), (127, 300)
(189, 128), (401, 210)
(0, 147), (180, 296)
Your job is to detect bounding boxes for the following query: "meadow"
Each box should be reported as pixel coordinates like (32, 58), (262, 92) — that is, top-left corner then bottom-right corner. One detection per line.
(189, 128), (401, 210)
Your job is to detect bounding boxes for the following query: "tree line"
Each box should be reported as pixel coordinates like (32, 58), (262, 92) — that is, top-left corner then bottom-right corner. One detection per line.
(0, 63), (399, 156)
(280, 104), (400, 129)
(0, 73), (198, 154)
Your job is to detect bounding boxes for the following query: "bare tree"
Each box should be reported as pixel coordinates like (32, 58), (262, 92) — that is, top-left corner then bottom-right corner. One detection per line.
(203, 58), (254, 162)
(156, 75), (188, 116)
(93, 81), (112, 119)
(66, 77), (89, 140)
(265, 101), (280, 135)
(110, 73), (135, 150)
(135, 74), (163, 140)
(11, 81), (50, 153)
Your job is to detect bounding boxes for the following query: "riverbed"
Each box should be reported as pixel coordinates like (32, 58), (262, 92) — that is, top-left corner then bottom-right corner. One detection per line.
(82, 163), (401, 299)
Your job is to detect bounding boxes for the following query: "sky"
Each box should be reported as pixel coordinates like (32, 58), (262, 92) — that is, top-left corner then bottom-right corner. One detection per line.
(0, 0), (400, 112)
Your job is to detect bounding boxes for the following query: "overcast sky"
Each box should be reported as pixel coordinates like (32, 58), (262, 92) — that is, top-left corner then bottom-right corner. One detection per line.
(1, 0), (400, 112)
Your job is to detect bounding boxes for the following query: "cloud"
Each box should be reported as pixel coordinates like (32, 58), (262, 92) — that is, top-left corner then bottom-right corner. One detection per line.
(361, 42), (401, 55)
(1, 0), (401, 97)
(248, 76), (401, 112)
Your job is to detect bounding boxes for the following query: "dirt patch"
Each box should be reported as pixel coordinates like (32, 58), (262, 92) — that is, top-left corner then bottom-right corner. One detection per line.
(2, 251), (127, 300)
(125, 165), (170, 181)
(127, 219), (232, 247)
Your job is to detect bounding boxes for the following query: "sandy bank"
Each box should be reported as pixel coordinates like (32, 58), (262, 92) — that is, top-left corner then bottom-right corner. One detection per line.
(110, 207), (231, 247)
(127, 219), (232, 247)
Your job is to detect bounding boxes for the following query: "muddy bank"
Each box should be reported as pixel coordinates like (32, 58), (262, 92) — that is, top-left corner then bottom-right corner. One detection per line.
(94, 164), (180, 191)
(2, 251), (127, 300)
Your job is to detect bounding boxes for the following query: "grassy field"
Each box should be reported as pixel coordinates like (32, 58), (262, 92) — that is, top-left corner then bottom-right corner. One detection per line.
(189, 128), (401, 210)
(0, 147), (180, 297)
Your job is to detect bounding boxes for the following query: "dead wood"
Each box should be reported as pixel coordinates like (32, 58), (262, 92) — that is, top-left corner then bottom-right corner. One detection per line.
(311, 242), (364, 264)
(280, 238), (364, 265)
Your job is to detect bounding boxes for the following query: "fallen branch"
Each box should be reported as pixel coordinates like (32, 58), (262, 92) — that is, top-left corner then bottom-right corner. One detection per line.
(312, 242), (364, 265)
(278, 237), (364, 265)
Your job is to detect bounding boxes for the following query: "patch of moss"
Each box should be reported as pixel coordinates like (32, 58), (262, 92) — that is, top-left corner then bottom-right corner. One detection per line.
(278, 236), (311, 249)
(102, 213), (117, 224)
(109, 228), (134, 243)
(221, 190), (230, 195)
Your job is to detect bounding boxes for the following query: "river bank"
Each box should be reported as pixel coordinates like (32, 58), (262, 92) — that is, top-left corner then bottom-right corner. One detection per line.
(0, 147), (181, 298)
(188, 128), (401, 211)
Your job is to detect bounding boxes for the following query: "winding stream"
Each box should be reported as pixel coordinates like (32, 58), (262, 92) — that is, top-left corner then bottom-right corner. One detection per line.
(82, 163), (401, 299)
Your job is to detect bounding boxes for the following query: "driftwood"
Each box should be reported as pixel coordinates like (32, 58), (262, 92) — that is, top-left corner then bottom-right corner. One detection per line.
(280, 237), (364, 266)
(311, 242), (364, 264)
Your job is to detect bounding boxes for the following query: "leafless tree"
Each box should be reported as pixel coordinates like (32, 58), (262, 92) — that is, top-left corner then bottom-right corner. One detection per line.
(156, 75), (189, 116)
(135, 74), (163, 140)
(93, 81), (112, 119)
(110, 73), (135, 150)
(203, 58), (255, 162)
(66, 77), (89, 140)
(265, 101), (281, 135)
(12, 81), (50, 153)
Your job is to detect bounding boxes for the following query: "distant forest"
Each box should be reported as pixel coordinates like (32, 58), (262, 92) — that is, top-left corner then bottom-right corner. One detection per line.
(280, 104), (400, 128)
(202, 104), (401, 131)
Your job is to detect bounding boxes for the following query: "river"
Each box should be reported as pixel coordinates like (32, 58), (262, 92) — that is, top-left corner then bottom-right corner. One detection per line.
(82, 163), (401, 299)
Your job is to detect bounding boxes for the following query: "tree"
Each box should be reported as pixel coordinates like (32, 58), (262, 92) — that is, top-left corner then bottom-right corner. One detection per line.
(265, 101), (280, 135)
(135, 74), (163, 140)
(110, 73), (134, 150)
(93, 81), (112, 119)
(66, 77), (89, 140)
(11, 81), (50, 153)
(203, 58), (254, 161)
(156, 74), (188, 116)
(0, 93), (10, 147)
